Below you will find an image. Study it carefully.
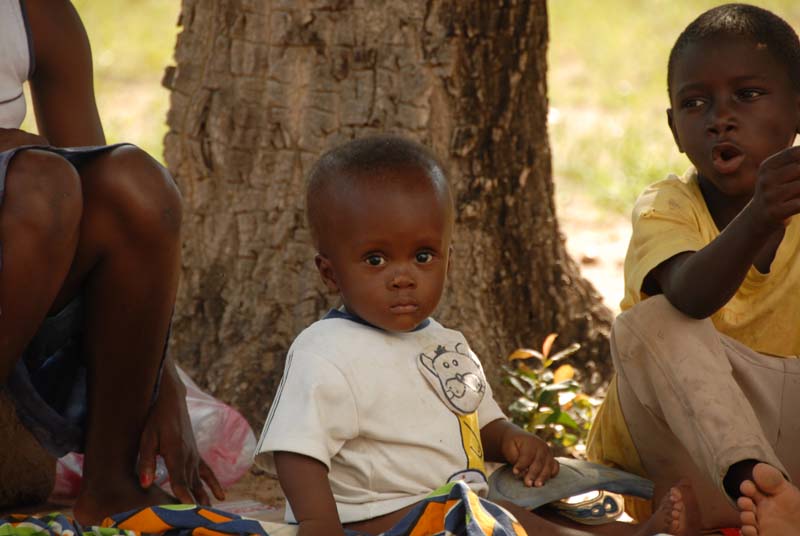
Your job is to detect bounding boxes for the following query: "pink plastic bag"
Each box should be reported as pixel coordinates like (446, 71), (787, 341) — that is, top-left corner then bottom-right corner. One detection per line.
(52, 366), (256, 499)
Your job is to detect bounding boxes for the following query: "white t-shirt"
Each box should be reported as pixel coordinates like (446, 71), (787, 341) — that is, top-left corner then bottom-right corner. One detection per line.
(0, 0), (32, 129)
(255, 311), (507, 523)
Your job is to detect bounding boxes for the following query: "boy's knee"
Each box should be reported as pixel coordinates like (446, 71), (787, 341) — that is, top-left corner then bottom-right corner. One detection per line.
(3, 149), (83, 240)
(85, 145), (182, 244)
(616, 294), (697, 339)
(613, 294), (719, 369)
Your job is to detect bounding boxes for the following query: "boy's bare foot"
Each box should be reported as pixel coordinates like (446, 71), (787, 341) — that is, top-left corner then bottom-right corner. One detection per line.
(72, 478), (175, 526)
(738, 463), (800, 536)
(634, 482), (699, 536)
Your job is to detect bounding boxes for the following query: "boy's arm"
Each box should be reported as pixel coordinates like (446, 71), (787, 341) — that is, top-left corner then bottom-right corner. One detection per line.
(480, 419), (558, 487)
(650, 209), (777, 318)
(652, 146), (800, 318)
(274, 451), (346, 536)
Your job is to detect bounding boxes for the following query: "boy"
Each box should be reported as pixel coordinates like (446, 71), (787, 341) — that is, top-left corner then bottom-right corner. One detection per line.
(255, 136), (693, 536)
(586, 3), (800, 533)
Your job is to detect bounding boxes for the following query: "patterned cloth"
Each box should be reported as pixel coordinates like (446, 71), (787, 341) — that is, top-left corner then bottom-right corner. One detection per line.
(0, 482), (526, 536)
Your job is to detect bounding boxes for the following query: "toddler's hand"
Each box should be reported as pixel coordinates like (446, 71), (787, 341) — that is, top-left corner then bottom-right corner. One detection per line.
(501, 427), (559, 487)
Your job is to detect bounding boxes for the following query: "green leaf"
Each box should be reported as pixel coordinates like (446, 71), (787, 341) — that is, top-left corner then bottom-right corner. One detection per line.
(508, 376), (531, 396)
(541, 381), (578, 393)
(551, 411), (581, 431)
(561, 433), (579, 447)
(549, 342), (581, 362)
(509, 397), (536, 413)
(538, 390), (556, 407)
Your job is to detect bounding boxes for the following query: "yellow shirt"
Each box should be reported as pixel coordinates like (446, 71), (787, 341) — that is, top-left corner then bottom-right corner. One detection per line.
(587, 169), (800, 520)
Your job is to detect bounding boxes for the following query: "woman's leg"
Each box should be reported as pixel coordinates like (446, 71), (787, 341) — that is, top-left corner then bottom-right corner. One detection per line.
(0, 150), (82, 504)
(0, 150), (82, 381)
(53, 145), (182, 524)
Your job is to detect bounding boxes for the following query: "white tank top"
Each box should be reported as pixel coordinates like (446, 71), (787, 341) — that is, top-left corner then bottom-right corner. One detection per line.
(0, 0), (32, 129)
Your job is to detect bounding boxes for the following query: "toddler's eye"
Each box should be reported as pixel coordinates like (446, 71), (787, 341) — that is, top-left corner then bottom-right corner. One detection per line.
(365, 255), (386, 266)
(416, 251), (433, 263)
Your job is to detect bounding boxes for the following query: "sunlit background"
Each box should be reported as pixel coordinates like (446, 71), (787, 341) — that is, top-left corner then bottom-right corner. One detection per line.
(23, 0), (800, 309)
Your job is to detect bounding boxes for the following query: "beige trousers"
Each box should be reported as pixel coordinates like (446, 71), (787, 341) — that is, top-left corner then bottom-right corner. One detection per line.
(613, 295), (800, 529)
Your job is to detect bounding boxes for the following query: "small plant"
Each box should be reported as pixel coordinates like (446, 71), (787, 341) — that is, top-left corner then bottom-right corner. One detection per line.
(503, 334), (601, 457)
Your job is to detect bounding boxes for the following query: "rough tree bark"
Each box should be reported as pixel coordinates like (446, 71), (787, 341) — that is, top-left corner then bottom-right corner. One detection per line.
(164, 0), (613, 426)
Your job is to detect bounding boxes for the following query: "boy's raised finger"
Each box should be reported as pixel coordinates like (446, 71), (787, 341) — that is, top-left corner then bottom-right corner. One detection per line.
(761, 145), (800, 172)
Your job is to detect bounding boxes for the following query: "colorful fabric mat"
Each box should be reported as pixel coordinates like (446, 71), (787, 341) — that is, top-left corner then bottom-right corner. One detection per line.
(0, 482), (526, 536)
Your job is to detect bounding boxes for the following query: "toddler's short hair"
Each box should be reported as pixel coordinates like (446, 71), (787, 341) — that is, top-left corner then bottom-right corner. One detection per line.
(667, 3), (800, 94)
(306, 135), (450, 247)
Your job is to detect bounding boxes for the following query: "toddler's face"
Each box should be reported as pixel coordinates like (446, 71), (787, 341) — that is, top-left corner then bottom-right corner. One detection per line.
(315, 168), (452, 332)
(668, 37), (800, 198)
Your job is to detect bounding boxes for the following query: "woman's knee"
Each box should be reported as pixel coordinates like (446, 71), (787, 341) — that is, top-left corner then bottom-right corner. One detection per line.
(2, 149), (82, 241)
(81, 145), (182, 245)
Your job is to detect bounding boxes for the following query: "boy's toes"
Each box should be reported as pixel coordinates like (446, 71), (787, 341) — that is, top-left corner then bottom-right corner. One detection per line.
(738, 495), (756, 512)
(740, 510), (757, 527)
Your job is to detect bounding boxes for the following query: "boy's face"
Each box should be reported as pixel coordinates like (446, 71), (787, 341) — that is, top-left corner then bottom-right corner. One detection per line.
(315, 167), (452, 332)
(667, 38), (800, 198)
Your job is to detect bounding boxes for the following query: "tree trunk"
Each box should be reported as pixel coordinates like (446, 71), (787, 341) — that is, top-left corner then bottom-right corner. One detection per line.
(164, 0), (613, 426)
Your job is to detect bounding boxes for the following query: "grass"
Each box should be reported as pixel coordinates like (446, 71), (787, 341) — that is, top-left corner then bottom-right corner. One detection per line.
(548, 0), (800, 213)
(21, 1), (800, 212)
(21, 0), (180, 161)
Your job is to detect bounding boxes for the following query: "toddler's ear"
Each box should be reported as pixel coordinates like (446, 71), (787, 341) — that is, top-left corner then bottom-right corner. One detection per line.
(667, 108), (684, 153)
(315, 254), (339, 292)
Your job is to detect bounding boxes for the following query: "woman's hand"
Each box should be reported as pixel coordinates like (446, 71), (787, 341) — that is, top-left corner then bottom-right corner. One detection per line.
(0, 128), (47, 152)
(137, 360), (225, 504)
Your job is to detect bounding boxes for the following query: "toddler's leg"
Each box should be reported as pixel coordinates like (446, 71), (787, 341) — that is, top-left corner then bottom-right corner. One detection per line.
(497, 482), (697, 536)
(57, 146), (182, 524)
(612, 295), (786, 528)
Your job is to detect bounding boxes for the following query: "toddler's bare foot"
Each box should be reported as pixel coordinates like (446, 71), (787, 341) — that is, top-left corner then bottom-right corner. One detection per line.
(737, 463), (800, 536)
(72, 477), (176, 526)
(635, 481), (700, 536)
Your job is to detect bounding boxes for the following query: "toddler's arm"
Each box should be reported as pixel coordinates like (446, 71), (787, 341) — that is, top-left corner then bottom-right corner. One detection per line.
(651, 145), (800, 318)
(274, 451), (346, 536)
(481, 419), (559, 488)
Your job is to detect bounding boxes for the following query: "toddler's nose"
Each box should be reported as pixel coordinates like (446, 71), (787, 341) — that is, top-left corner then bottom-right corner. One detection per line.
(389, 271), (416, 289)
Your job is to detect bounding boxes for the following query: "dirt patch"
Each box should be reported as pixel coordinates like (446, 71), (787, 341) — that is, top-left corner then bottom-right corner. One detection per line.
(223, 468), (285, 508)
(556, 182), (629, 315)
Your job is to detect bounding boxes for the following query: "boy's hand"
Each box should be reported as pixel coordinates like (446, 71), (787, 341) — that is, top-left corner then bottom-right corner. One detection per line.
(501, 426), (559, 487)
(751, 145), (800, 230)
